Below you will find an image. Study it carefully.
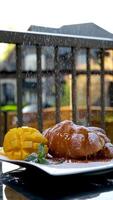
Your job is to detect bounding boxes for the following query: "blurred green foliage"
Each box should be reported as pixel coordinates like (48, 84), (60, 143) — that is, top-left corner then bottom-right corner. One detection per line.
(0, 104), (17, 111)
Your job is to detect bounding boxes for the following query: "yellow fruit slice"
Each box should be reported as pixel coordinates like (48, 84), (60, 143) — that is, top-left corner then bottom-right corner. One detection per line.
(0, 147), (5, 156)
(3, 126), (48, 160)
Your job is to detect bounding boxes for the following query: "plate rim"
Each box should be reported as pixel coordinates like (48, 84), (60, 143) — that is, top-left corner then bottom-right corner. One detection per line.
(1, 155), (113, 176)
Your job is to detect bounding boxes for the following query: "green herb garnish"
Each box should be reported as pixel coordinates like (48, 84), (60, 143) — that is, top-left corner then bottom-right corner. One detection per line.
(25, 144), (48, 164)
(25, 153), (38, 162)
(37, 143), (48, 164)
(25, 144), (64, 165)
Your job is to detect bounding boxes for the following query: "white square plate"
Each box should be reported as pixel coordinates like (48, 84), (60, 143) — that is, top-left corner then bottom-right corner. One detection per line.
(1, 154), (113, 176)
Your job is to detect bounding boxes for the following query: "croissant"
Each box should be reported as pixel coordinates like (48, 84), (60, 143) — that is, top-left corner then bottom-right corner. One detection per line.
(43, 120), (112, 159)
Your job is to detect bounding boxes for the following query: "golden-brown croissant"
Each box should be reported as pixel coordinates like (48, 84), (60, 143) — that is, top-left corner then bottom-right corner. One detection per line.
(43, 120), (111, 159)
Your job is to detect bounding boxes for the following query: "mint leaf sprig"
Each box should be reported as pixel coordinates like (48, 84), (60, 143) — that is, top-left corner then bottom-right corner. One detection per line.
(25, 143), (48, 164)
(25, 144), (65, 165)
(36, 143), (48, 164)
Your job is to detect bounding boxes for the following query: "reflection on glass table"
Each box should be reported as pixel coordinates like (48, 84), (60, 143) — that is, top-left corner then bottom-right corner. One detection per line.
(1, 161), (113, 200)
(3, 185), (28, 200)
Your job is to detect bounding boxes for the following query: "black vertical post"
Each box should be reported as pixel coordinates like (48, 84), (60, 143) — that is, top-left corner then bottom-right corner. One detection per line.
(16, 44), (23, 126)
(0, 81), (2, 145)
(71, 47), (77, 123)
(86, 48), (91, 125)
(0, 111), (4, 146)
(36, 45), (43, 132)
(100, 49), (105, 129)
(54, 46), (61, 123)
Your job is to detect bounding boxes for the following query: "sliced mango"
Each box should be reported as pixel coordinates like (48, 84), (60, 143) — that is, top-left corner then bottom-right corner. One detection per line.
(3, 126), (48, 160)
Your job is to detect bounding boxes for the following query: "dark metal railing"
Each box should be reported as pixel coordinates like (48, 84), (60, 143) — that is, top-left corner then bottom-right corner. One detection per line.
(71, 47), (77, 123)
(86, 48), (91, 125)
(0, 29), (113, 138)
(1, 69), (113, 79)
(100, 49), (105, 129)
(16, 44), (23, 126)
(0, 30), (113, 47)
(36, 45), (43, 131)
(54, 46), (61, 123)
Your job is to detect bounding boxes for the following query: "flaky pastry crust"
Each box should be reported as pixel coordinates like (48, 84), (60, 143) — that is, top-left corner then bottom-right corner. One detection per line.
(43, 120), (110, 159)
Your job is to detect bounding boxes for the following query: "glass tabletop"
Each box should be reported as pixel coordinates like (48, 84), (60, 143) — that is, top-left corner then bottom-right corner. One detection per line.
(1, 161), (113, 200)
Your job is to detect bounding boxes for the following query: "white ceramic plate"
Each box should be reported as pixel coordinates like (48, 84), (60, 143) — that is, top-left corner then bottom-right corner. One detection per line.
(1, 154), (113, 176)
